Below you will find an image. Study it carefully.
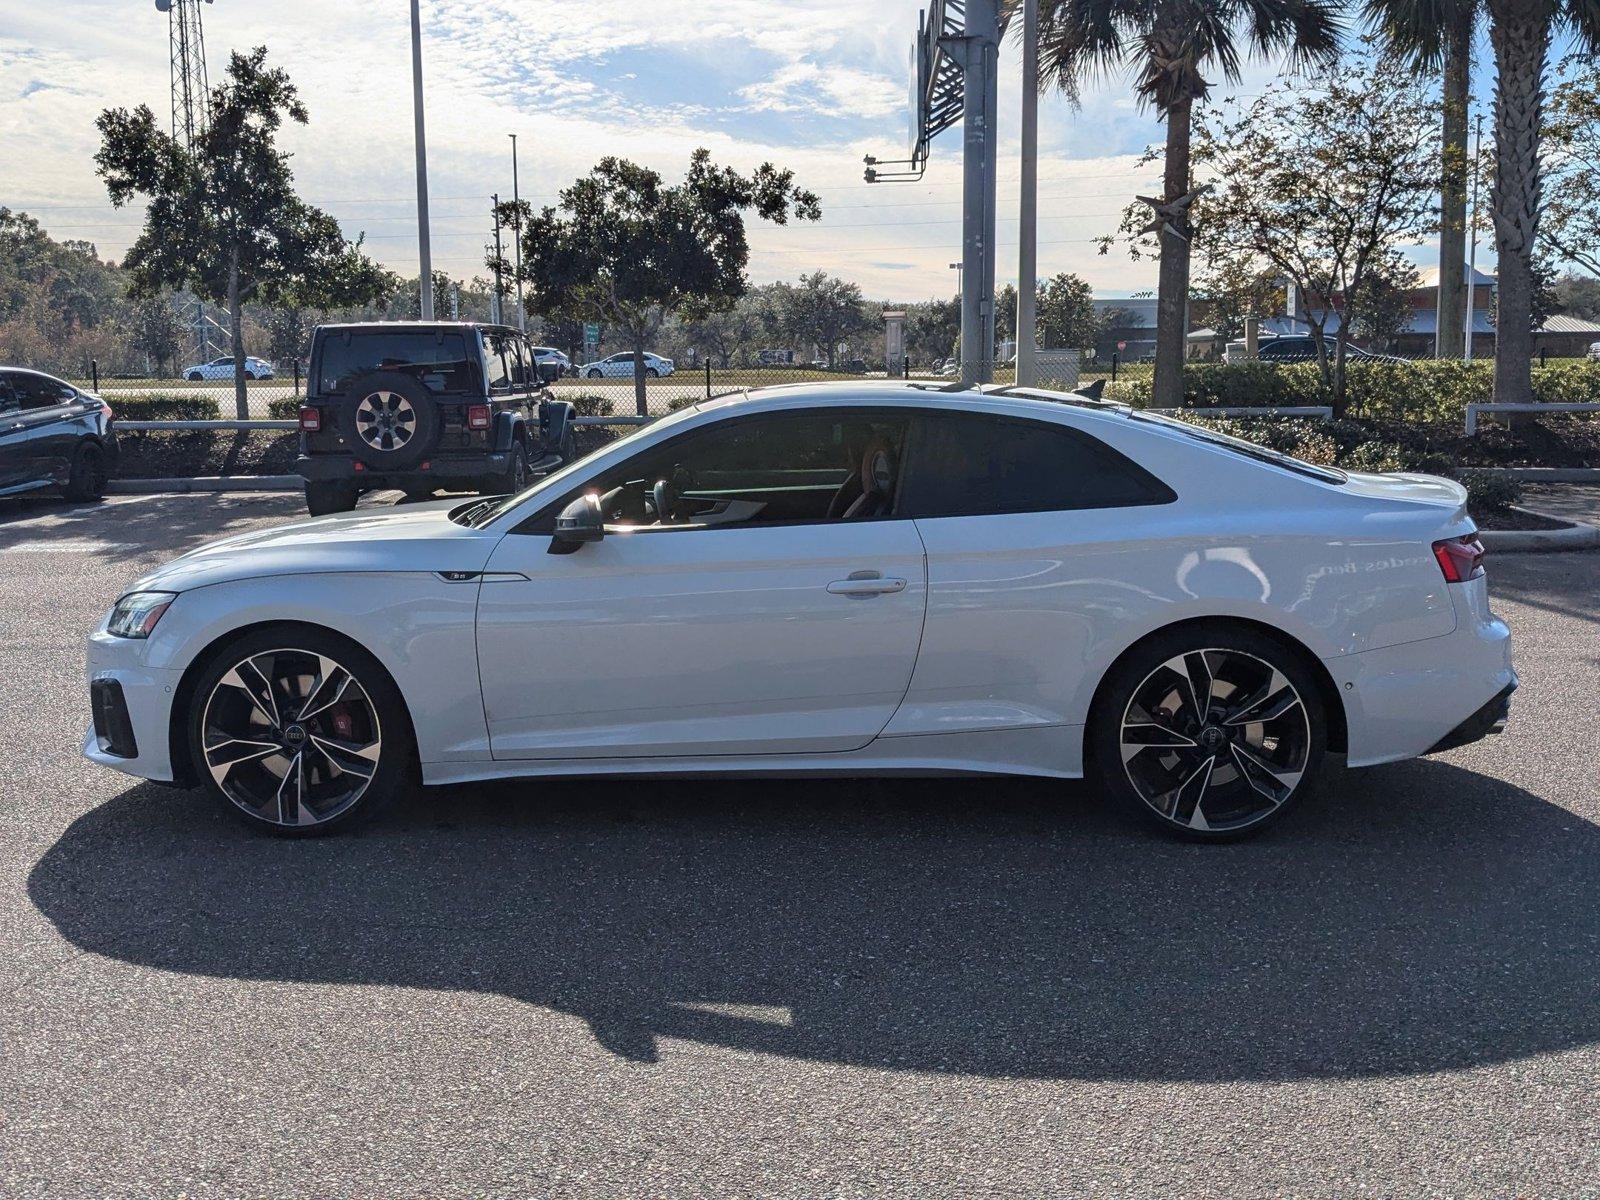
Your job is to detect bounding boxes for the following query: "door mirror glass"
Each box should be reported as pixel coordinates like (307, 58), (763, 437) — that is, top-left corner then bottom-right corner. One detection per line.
(550, 493), (605, 553)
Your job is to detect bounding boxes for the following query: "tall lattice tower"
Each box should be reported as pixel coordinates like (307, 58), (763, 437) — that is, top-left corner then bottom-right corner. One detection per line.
(155, 0), (213, 149)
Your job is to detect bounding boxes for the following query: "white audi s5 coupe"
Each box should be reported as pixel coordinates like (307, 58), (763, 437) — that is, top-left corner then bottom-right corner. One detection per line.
(85, 383), (1514, 840)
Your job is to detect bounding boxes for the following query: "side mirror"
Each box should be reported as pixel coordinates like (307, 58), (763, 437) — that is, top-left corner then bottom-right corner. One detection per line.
(549, 493), (605, 554)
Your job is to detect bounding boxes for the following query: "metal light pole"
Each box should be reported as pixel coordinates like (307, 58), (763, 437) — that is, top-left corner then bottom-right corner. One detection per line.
(959, 0), (1000, 387)
(1463, 113), (1483, 363)
(1015, 0), (1039, 387)
(409, 0), (433, 320)
(510, 134), (527, 334)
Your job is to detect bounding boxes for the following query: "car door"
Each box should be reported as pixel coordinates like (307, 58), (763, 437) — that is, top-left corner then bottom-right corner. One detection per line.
(3, 371), (81, 486)
(474, 406), (928, 759)
(882, 409), (1176, 739)
(0, 375), (27, 490)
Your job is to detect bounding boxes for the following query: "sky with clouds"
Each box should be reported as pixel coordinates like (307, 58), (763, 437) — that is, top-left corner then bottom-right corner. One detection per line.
(1, 0), (1490, 301)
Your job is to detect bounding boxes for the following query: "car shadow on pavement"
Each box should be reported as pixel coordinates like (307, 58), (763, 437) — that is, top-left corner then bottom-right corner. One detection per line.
(29, 759), (1600, 1082)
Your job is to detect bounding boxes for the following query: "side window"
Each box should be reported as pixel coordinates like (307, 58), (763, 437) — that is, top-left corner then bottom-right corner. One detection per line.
(0, 375), (18, 415)
(532, 410), (911, 532)
(483, 332), (514, 392)
(900, 413), (1175, 518)
(9, 373), (74, 410)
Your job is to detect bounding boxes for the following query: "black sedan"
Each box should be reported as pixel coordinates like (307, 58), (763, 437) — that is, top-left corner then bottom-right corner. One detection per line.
(0, 369), (118, 502)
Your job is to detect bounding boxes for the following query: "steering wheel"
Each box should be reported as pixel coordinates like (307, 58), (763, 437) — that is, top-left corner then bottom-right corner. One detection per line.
(651, 478), (678, 525)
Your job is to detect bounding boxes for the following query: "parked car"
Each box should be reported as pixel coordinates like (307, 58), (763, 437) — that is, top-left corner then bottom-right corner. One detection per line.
(530, 346), (571, 380)
(581, 352), (674, 379)
(85, 381), (1513, 841)
(293, 321), (576, 516)
(1256, 336), (1407, 364)
(181, 355), (276, 381)
(0, 368), (118, 502)
(1586, 340), (1600, 362)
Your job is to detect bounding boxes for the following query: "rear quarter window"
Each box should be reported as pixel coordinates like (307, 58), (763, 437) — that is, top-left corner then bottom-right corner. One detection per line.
(901, 412), (1176, 518)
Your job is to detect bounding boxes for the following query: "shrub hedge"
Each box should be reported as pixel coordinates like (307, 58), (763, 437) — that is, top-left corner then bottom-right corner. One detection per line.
(109, 394), (223, 422)
(1173, 412), (1523, 514)
(1108, 359), (1600, 423)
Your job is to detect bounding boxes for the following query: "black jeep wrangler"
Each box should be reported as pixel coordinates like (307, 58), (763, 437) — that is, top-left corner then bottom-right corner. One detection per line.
(296, 321), (576, 515)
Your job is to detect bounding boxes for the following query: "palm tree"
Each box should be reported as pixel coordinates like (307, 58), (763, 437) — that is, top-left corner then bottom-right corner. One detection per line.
(1019, 0), (1340, 408)
(1376, 0), (1600, 397)
(1366, 0), (1478, 359)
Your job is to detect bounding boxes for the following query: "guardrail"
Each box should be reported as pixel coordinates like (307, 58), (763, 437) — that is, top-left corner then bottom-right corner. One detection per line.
(1465, 401), (1600, 435)
(117, 419), (299, 431)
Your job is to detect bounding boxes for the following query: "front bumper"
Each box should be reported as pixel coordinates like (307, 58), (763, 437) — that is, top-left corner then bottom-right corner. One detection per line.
(83, 627), (184, 783)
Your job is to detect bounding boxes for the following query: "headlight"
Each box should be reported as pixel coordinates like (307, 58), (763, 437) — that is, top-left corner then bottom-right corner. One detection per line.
(106, 591), (176, 639)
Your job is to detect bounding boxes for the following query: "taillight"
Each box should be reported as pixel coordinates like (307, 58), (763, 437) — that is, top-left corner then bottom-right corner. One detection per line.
(1432, 533), (1486, 582)
(466, 404), (491, 430)
(298, 406), (322, 432)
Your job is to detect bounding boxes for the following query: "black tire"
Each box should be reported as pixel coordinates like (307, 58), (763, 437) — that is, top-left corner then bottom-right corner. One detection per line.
(401, 485), (437, 503)
(484, 441), (529, 495)
(557, 427), (577, 465)
(338, 371), (439, 470)
(185, 626), (415, 837)
(646, 367), (660, 378)
(187, 372), (203, 382)
(586, 368), (602, 379)
(63, 441), (107, 502)
(244, 371), (257, 381)
(1088, 623), (1326, 842)
(305, 480), (359, 516)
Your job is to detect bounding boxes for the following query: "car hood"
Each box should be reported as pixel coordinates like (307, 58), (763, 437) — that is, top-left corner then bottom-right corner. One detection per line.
(125, 499), (502, 594)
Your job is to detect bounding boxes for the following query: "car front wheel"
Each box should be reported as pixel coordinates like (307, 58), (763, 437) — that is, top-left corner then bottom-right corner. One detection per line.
(187, 630), (414, 836)
(187, 372), (203, 381)
(1089, 625), (1326, 841)
(586, 368), (601, 379)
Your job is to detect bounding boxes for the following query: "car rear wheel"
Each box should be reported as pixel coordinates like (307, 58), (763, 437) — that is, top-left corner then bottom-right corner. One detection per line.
(305, 480), (359, 516)
(1089, 625), (1326, 841)
(187, 372), (203, 381)
(63, 442), (107, 502)
(187, 630), (414, 836)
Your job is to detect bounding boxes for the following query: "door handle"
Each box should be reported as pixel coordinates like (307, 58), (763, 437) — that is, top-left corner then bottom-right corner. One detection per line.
(827, 573), (907, 597)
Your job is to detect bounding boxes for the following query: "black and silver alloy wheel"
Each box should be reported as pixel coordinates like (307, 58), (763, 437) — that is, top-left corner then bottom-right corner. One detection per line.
(1119, 648), (1312, 834)
(354, 390), (416, 453)
(199, 647), (383, 829)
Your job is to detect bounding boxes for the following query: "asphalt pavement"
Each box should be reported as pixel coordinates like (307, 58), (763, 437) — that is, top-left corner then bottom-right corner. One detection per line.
(3, 492), (1599, 1197)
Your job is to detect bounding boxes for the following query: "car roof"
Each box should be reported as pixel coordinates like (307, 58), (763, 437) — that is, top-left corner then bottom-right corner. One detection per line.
(692, 380), (1135, 429)
(315, 321), (517, 336)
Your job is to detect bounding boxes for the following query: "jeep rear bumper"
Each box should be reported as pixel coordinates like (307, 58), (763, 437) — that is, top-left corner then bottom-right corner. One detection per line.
(296, 450), (561, 489)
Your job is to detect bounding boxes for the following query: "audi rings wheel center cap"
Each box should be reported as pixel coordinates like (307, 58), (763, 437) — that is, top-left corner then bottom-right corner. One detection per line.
(1199, 726), (1228, 752)
(283, 724), (308, 747)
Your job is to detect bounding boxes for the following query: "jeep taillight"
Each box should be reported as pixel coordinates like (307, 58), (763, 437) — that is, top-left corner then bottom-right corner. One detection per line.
(298, 406), (322, 432)
(466, 404), (491, 430)
(1432, 533), (1485, 582)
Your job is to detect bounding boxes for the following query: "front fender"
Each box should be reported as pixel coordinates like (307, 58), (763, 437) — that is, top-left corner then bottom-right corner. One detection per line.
(142, 572), (492, 764)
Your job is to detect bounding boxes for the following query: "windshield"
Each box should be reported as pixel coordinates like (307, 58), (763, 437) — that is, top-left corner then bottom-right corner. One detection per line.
(452, 403), (708, 529)
(1130, 410), (1347, 484)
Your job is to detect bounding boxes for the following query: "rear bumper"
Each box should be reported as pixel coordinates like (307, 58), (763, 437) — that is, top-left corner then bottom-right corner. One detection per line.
(1332, 578), (1516, 768)
(1427, 682), (1515, 754)
(298, 451), (509, 487)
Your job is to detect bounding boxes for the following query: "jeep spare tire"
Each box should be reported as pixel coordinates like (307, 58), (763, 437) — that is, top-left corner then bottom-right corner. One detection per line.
(340, 371), (439, 470)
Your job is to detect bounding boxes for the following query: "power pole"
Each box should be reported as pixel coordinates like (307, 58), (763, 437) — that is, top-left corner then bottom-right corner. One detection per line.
(959, 0), (1000, 387)
(157, 0), (215, 361)
(409, 0), (434, 320)
(1015, 0), (1039, 387)
(491, 192), (505, 325)
(510, 134), (527, 333)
